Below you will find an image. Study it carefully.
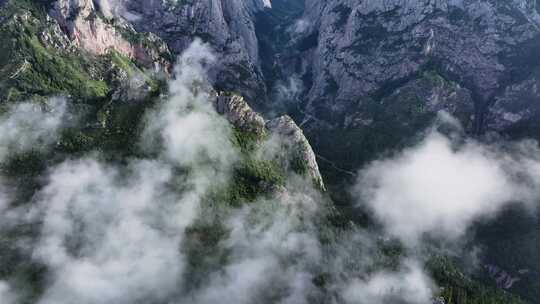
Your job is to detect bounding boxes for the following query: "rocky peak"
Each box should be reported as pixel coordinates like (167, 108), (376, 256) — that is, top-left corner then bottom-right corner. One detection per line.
(214, 92), (326, 191)
(214, 92), (267, 137)
(267, 115), (326, 191)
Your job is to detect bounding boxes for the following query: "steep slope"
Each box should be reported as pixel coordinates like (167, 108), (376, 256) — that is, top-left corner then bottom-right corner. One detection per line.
(248, 0), (540, 181)
(289, 0), (540, 130)
(123, 0), (269, 101)
(0, 0), (171, 104)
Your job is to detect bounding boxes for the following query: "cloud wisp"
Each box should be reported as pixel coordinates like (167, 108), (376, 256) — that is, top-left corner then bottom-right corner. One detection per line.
(353, 115), (540, 245)
(0, 98), (66, 163)
(0, 40), (238, 304)
(29, 40), (240, 304)
(342, 259), (434, 304)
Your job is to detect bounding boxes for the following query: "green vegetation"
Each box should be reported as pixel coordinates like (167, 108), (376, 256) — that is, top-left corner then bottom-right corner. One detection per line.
(0, 4), (110, 102)
(14, 35), (110, 100)
(428, 256), (525, 304)
(0, 2), (533, 303)
(0, 0), (167, 104)
(290, 154), (309, 176)
(200, 125), (292, 207)
(183, 221), (230, 290)
(107, 49), (140, 77)
(221, 158), (286, 205)
(231, 127), (261, 153)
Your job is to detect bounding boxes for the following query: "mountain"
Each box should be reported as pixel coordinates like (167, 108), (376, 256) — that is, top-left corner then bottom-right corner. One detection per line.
(44, 0), (540, 179)
(259, 0), (540, 177)
(0, 1), (539, 304)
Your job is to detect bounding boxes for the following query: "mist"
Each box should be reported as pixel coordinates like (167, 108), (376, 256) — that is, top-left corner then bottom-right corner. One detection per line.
(353, 119), (540, 246)
(3, 38), (540, 304)
(96, 0), (141, 21)
(342, 259), (434, 304)
(0, 98), (66, 163)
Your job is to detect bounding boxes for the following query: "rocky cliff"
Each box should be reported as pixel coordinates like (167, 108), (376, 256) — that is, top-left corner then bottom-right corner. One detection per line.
(44, 0), (268, 99)
(49, 0), (172, 71)
(1, 1), (537, 303)
(215, 92), (326, 190)
(237, 0), (539, 178)
(282, 0), (540, 136)
(123, 0), (269, 101)
(41, 0), (540, 142)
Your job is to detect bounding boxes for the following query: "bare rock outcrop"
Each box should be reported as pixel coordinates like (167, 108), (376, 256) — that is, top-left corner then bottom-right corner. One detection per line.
(272, 0), (540, 134)
(49, 0), (171, 71)
(215, 92), (326, 191)
(123, 0), (269, 101)
(214, 92), (266, 137)
(267, 115), (326, 191)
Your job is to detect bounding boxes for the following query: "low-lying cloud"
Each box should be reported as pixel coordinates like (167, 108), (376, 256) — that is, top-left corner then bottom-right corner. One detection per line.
(0, 281), (16, 304)
(0, 40), (237, 304)
(32, 159), (190, 304)
(96, 0), (141, 21)
(185, 194), (322, 304)
(0, 98), (66, 162)
(342, 259), (434, 304)
(142, 39), (236, 173)
(354, 116), (540, 245)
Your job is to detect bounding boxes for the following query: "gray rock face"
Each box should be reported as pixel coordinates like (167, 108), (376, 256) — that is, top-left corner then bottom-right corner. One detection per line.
(486, 264), (522, 289)
(214, 92), (267, 136)
(267, 115), (326, 191)
(214, 92), (325, 190)
(487, 65), (540, 134)
(123, 0), (268, 101)
(45, 0), (540, 158)
(281, 0), (540, 134)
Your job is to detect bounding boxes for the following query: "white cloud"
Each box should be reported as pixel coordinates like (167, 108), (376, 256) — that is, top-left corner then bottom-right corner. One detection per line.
(342, 260), (434, 304)
(0, 281), (17, 304)
(142, 39), (237, 181)
(3, 40), (239, 304)
(96, 0), (141, 21)
(31, 159), (193, 304)
(0, 98), (66, 162)
(290, 19), (311, 34)
(185, 191), (323, 304)
(354, 121), (540, 245)
(1, 41), (516, 304)
(271, 75), (304, 114)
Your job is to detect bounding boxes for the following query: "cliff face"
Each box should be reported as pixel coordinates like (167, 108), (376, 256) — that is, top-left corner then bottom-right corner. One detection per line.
(286, 0), (540, 135)
(43, 0), (540, 139)
(123, 0), (268, 101)
(49, 0), (171, 71)
(32, 0), (540, 171)
(2, 2), (539, 303)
